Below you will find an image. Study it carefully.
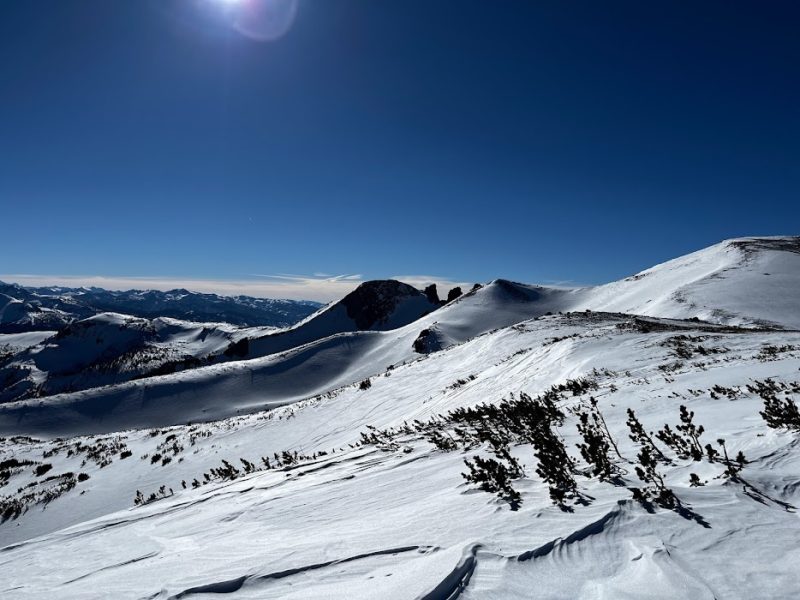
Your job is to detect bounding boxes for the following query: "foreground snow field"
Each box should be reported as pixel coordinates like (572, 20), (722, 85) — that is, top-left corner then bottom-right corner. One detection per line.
(1, 237), (799, 599)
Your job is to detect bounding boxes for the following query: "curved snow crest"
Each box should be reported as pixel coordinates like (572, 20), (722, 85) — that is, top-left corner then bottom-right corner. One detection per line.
(416, 544), (479, 600)
(167, 545), (437, 599)
(468, 502), (723, 599)
(431, 236), (800, 331)
(515, 501), (628, 561)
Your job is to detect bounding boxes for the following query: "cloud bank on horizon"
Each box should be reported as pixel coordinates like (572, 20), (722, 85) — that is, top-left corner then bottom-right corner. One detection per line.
(0, 273), (471, 303)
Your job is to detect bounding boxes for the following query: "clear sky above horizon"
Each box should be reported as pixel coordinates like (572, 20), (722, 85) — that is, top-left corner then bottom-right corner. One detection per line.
(1, 1), (798, 300)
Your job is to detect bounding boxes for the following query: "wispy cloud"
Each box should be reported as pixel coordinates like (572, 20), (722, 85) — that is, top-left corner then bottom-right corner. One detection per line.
(539, 279), (586, 289)
(249, 273), (364, 283)
(0, 273), (473, 303)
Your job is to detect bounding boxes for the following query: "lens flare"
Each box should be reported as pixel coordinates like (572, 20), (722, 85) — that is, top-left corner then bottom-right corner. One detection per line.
(158, 0), (299, 43)
(226, 0), (299, 42)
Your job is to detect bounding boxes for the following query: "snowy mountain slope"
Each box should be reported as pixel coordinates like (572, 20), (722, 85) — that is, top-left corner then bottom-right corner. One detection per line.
(0, 332), (56, 354)
(0, 282), (321, 333)
(2, 311), (799, 599)
(0, 281), (449, 433)
(421, 236), (800, 332)
(432, 236), (800, 332)
(575, 236), (800, 329)
(1, 237), (800, 599)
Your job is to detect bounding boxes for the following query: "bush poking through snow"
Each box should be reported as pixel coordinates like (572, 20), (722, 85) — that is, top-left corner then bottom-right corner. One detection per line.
(359, 380), (599, 508)
(749, 379), (800, 431)
(532, 414), (578, 508)
(1, 471), (87, 522)
(462, 451), (522, 508)
(447, 387), (580, 506)
(627, 409), (676, 507)
(715, 439), (747, 481)
(34, 463), (53, 477)
(134, 486), (173, 507)
(626, 409), (670, 464)
(757, 344), (797, 362)
(656, 405), (705, 461)
(689, 473), (706, 487)
(575, 397), (621, 482)
(630, 444), (676, 508)
(359, 426), (400, 452)
(427, 429), (458, 452)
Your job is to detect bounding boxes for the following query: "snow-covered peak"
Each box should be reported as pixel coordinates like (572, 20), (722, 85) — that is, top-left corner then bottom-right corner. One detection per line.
(339, 280), (438, 330)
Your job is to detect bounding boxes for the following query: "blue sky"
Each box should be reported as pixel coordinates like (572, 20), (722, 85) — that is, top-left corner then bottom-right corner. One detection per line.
(1, 1), (798, 301)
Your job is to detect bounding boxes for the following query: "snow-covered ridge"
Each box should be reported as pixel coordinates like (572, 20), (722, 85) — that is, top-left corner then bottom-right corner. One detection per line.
(436, 236), (800, 331)
(574, 236), (800, 328)
(1, 237), (797, 437)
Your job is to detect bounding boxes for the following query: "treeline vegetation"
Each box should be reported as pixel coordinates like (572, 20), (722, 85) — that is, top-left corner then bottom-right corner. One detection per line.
(358, 375), (799, 517)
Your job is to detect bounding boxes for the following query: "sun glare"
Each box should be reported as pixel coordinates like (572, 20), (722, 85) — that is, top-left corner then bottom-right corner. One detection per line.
(227, 0), (299, 41)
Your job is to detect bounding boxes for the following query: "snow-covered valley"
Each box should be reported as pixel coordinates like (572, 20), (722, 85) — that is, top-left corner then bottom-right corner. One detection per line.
(1, 237), (799, 599)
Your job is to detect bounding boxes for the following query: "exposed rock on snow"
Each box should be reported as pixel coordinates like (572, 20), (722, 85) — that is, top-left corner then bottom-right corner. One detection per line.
(340, 280), (438, 330)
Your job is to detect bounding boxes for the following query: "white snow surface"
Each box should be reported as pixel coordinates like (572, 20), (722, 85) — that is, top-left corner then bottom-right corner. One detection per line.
(1, 237), (799, 599)
(0, 332), (56, 352)
(573, 237), (800, 328)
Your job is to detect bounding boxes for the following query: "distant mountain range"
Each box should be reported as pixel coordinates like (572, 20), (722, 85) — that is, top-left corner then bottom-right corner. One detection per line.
(0, 282), (322, 333)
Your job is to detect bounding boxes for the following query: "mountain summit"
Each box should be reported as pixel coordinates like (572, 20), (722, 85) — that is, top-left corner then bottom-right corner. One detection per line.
(339, 280), (440, 330)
